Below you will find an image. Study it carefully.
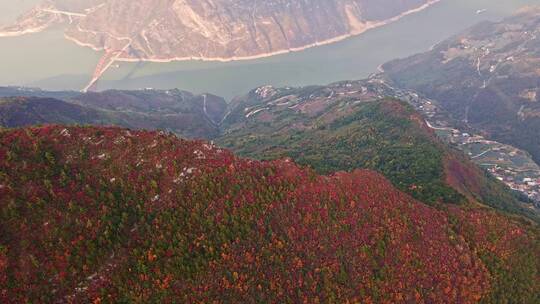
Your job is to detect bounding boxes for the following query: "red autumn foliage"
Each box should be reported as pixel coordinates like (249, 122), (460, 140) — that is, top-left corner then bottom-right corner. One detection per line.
(0, 126), (537, 303)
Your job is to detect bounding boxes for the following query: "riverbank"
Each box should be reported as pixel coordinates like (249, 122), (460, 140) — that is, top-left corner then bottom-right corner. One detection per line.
(66, 0), (442, 64)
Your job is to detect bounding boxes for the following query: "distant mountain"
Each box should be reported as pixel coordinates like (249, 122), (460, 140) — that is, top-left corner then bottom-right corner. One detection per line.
(0, 86), (79, 100)
(4, 0), (437, 60)
(1, 125), (538, 302)
(382, 8), (540, 164)
(0, 89), (227, 138)
(0, 97), (107, 127)
(71, 89), (227, 131)
(1, 0), (439, 89)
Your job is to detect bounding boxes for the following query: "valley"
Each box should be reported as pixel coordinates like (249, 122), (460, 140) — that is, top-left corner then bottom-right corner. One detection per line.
(2, 6), (540, 209)
(0, 0), (440, 91)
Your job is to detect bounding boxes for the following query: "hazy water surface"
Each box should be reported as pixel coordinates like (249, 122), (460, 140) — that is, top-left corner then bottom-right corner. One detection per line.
(0, 0), (538, 99)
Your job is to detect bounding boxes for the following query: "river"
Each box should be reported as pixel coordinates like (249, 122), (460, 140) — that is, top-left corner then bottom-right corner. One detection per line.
(0, 0), (538, 99)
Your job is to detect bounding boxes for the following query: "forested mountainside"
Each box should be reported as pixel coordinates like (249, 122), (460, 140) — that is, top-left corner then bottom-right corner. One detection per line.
(0, 82), (537, 221)
(2, 0), (435, 61)
(0, 89), (226, 138)
(219, 81), (538, 220)
(1, 126), (538, 303)
(382, 8), (540, 164)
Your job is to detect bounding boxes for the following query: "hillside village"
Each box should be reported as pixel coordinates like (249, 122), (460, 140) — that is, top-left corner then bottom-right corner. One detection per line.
(376, 76), (540, 208)
(388, 81), (540, 208)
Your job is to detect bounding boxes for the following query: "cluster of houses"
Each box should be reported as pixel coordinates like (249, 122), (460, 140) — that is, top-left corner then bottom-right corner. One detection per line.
(488, 166), (540, 202)
(364, 77), (540, 208)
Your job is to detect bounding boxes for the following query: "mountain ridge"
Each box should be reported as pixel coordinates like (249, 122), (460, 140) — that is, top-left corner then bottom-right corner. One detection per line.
(1, 81), (538, 222)
(0, 89), (227, 139)
(217, 80), (538, 220)
(1, 125), (538, 302)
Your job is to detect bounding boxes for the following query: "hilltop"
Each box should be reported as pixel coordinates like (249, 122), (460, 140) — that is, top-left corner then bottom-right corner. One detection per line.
(1, 125), (538, 302)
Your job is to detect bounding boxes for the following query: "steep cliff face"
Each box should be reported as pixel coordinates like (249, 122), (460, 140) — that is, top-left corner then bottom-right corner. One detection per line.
(3, 0), (436, 60)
